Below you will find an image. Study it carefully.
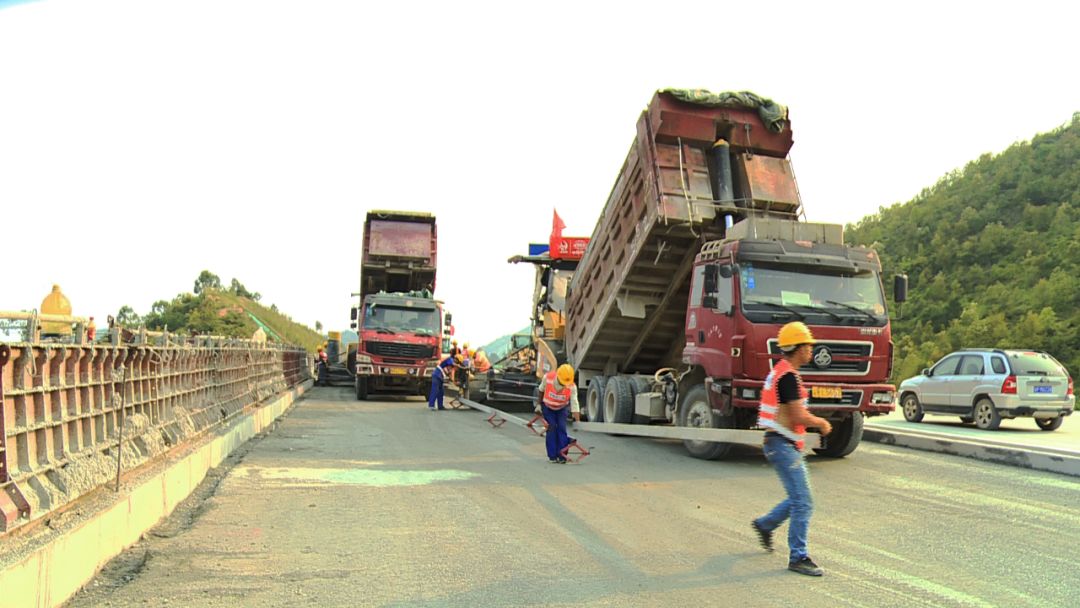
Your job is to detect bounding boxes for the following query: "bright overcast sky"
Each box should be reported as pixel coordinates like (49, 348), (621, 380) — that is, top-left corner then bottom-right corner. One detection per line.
(2, 0), (1077, 347)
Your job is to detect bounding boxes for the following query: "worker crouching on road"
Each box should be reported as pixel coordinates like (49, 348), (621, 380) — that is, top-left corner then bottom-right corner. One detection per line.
(534, 364), (580, 464)
(428, 357), (455, 411)
(752, 322), (833, 577)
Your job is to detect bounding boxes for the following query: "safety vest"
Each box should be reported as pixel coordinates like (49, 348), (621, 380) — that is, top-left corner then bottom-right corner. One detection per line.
(541, 370), (572, 410)
(757, 359), (807, 450)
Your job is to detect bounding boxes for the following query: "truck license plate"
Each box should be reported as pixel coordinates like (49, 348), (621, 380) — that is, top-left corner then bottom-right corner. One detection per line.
(390, 367), (407, 375)
(1034, 385), (1052, 394)
(811, 386), (842, 399)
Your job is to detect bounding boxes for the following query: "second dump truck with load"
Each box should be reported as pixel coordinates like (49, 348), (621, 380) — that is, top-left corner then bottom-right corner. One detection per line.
(351, 211), (448, 400)
(567, 89), (905, 458)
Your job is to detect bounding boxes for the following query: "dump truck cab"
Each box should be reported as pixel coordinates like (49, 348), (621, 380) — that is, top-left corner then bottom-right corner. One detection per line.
(683, 220), (896, 424)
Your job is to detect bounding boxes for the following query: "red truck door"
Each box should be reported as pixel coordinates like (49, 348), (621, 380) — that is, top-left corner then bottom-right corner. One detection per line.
(686, 262), (739, 377)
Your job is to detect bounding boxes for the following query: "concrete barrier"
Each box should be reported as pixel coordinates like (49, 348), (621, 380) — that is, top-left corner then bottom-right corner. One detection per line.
(862, 424), (1080, 477)
(0, 380), (312, 608)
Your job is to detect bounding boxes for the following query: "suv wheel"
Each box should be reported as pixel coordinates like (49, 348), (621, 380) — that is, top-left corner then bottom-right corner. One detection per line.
(973, 398), (1001, 430)
(1035, 416), (1064, 431)
(901, 393), (924, 423)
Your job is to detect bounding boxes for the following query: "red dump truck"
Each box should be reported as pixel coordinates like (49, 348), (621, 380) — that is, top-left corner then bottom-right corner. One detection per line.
(567, 89), (905, 458)
(350, 211), (449, 400)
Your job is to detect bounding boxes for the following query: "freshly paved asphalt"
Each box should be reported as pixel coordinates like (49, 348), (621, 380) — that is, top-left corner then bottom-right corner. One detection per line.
(68, 387), (1080, 607)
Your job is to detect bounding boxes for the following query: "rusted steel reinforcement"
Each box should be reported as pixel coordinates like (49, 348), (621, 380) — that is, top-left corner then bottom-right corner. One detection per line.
(0, 338), (310, 534)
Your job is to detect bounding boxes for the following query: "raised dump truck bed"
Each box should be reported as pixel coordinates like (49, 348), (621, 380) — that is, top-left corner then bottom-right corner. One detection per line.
(565, 90), (801, 376)
(360, 210), (437, 297)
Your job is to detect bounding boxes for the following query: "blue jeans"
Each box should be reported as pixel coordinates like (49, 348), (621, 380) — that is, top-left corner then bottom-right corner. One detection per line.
(541, 405), (570, 460)
(755, 434), (813, 562)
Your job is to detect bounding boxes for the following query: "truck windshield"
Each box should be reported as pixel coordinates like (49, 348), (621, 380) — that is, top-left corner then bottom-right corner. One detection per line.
(739, 263), (887, 326)
(363, 305), (440, 336)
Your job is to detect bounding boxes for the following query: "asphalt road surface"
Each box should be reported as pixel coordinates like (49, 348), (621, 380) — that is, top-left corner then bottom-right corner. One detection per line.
(68, 387), (1080, 607)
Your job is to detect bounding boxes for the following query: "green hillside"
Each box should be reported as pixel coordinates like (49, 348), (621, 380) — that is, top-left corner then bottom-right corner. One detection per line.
(847, 113), (1080, 383)
(123, 272), (325, 352)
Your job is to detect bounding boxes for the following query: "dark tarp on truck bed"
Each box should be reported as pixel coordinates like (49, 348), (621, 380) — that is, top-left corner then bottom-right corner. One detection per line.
(660, 89), (788, 133)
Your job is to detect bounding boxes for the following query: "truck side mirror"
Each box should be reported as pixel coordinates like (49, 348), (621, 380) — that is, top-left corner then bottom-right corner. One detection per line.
(350, 307), (358, 321)
(893, 274), (908, 303)
(350, 322), (357, 330)
(703, 264), (718, 293)
(444, 312), (452, 325)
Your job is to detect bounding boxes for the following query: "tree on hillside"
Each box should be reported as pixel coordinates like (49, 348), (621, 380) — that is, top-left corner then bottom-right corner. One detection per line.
(315, 321), (323, 332)
(116, 305), (140, 327)
(194, 270), (222, 294)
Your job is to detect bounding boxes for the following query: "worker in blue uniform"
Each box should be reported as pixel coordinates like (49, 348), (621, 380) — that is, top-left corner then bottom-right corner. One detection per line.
(428, 357), (455, 411)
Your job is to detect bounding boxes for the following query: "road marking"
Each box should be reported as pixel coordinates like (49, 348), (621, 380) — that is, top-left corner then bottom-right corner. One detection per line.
(234, 466), (478, 487)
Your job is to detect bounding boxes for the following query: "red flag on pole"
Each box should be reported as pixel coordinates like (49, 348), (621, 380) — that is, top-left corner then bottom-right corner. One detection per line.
(551, 209), (566, 241)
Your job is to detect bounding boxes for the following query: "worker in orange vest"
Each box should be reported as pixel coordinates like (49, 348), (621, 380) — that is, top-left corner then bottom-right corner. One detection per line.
(473, 349), (491, 373)
(533, 364), (580, 463)
(752, 322), (833, 577)
(316, 347), (330, 386)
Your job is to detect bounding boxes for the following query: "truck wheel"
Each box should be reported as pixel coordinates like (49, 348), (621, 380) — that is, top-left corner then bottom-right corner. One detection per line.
(1035, 415), (1063, 431)
(586, 376), (607, 422)
(813, 413), (864, 458)
(973, 398), (1001, 430)
(629, 376), (653, 424)
(900, 393), (924, 423)
(603, 376), (634, 424)
(356, 378), (368, 401)
(677, 385), (734, 460)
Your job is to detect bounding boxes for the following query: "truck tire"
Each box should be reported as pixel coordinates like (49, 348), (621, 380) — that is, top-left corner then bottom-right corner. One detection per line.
(677, 384), (734, 460)
(603, 376), (634, 424)
(356, 377), (368, 401)
(629, 376), (653, 424)
(813, 413), (863, 458)
(586, 376), (607, 422)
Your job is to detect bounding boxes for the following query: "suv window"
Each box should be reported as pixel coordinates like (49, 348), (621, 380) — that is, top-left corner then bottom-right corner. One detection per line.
(932, 355), (961, 377)
(990, 357), (1007, 374)
(957, 355), (984, 376)
(1007, 352), (1066, 376)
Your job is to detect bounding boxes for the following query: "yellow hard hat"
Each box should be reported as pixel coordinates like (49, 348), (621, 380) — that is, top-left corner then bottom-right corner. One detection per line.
(557, 363), (574, 386)
(777, 322), (815, 349)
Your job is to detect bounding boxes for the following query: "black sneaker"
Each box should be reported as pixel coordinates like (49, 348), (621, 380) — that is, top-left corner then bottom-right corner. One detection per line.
(751, 521), (774, 553)
(788, 557), (823, 577)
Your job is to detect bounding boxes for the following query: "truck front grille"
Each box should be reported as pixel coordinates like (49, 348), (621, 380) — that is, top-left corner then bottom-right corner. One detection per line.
(366, 342), (434, 360)
(768, 340), (872, 375)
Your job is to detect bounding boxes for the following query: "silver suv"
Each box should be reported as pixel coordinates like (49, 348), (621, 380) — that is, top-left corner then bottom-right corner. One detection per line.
(898, 349), (1075, 431)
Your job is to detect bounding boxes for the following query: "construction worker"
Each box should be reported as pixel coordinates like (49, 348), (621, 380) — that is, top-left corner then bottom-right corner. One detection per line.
(86, 317), (97, 343)
(474, 349), (491, 373)
(751, 322), (833, 577)
(428, 357), (454, 411)
(316, 347), (330, 386)
(534, 363), (580, 464)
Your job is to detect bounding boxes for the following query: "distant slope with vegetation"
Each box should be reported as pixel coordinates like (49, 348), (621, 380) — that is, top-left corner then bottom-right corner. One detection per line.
(115, 270), (325, 352)
(846, 113), (1080, 382)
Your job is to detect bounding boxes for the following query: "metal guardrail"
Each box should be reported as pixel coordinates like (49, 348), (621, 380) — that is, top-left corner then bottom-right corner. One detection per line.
(0, 338), (311, 534)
